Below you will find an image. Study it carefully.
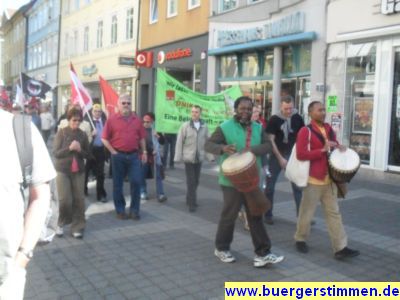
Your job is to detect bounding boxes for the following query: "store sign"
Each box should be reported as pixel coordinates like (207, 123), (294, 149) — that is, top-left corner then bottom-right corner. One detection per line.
(381, 0), (400, 14)
(82, 64), (98, 77)
(217, 12), (305, 48)
(158, 48), (192, 64)
(327, 95), (338, 113)
(119, 56), (135, 66)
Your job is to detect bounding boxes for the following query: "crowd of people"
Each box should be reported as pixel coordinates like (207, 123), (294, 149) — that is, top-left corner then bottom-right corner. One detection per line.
(0, 92), (361, 299)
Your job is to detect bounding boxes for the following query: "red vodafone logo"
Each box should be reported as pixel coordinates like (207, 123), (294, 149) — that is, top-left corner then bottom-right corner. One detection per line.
(166, 48), (192, 60)
(158, 51), (166, 64)
(136, 53), (147, 65)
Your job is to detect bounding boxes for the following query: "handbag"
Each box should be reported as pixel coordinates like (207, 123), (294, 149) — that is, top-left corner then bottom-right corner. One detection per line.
(285, 128), (311, 187)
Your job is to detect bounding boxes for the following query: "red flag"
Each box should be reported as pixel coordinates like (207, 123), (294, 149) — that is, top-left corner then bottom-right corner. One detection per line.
(99, 75), (119, 115)
(70, 63), (93, 115)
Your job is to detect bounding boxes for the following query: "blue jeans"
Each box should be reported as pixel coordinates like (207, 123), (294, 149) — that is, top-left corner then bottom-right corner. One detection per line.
(111, 153), (142, 215)
(265, 153), (302, 218)
(140, 163), (164, 197)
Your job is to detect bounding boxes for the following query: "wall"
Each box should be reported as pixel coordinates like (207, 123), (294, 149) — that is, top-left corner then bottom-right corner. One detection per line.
(140, 0), (209, 49)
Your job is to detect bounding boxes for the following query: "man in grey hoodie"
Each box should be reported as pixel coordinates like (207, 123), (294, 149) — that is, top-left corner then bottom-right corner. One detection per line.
(264, 95), (305, 224)
(174, 105), (211, 212)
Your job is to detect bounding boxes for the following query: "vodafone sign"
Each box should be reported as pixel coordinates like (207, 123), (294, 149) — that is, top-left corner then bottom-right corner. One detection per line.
(157, 48), (192, 64)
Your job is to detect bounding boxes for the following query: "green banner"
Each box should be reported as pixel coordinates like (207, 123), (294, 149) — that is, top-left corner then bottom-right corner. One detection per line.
(155, 69), (242, 134)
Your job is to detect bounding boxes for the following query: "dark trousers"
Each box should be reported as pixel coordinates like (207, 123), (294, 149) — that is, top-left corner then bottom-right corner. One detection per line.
(216, 186), (271, 256)
(265, 154), (303, 218)
(184, 162), (202, 209)
(163, 134), (177, 168)
(41, 129), (51, 145)
(85, 146), (107, 200)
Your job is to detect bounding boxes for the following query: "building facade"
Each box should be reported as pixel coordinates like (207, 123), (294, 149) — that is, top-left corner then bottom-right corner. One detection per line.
(326, 0), (400, 172)
(57, 0), (139, 115)
(138, 0), (209, 116)
(207, 0), (328, 120)
(1, 5), (30, 91)
(25, 0), (61, 108)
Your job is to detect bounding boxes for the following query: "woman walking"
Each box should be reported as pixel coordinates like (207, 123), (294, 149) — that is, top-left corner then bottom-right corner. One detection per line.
(53, 107), (90, 238)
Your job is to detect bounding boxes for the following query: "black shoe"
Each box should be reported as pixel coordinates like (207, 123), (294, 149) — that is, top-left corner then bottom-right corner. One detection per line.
(84, 188), (88, 196)
(158, 195), (167, 203)
(334, 247), (360, 259)
(264, 216), (274, 225)
(295, 241), (309, 253)
(188, 206), (196, 213)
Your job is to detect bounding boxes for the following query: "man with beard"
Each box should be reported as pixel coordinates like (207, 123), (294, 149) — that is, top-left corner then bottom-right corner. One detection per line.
(205, 96), (284, 268)
(264, 95), (304, 224)
(102, 95), (147, 220)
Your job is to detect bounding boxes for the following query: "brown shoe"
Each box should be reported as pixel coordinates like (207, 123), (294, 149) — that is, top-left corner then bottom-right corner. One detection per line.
(116, 213), (128, 220)
(128, 212), (141, 220)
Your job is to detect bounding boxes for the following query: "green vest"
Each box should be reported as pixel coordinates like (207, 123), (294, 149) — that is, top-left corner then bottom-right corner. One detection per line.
(219, 119), (262, 187)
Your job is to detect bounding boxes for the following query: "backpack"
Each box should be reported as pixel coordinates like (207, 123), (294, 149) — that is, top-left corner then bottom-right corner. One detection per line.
(13, 114), (33, 190)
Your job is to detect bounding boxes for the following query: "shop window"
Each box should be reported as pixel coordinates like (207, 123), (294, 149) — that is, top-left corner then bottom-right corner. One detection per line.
(150, 0), (158, 24)
(298, 43), (311, 73)
(220, 55), (238, 78)
(167, 0), (178, 18)
(219, 0), (238, 12)
(345, 42), (376, 163)
(111, 15), (118, 44)
(188, 0), (200, 10)
(263, 50), (273, 77)
(283, 46), (294, 74)
(242, 53), (259, 77)
(193, 63), (201, 92)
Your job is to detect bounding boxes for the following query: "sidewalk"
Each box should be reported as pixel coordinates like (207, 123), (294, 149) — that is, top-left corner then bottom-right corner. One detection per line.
(24, 160), (400, 299)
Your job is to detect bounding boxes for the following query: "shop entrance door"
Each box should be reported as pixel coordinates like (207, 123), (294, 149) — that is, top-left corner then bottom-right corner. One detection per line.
(388, 49), (400, 171)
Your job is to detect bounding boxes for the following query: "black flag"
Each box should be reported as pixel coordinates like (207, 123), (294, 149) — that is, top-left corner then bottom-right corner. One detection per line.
(20, 72), (51, 99)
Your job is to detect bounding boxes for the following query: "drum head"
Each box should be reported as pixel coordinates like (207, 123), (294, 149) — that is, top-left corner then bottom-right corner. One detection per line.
(329, 148), (360, 172)
(222, 152), (255, 173)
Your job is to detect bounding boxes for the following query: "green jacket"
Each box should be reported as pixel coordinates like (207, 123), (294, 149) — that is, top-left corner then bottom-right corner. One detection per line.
(219, 119), (262, 187)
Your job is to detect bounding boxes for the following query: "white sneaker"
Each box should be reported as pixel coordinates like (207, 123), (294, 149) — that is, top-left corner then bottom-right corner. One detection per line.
(140, 193), (148, 200)
(214, 249), (236, 263)
(72, 232), (83, 239)
(55, 226), (63, 237)
(254, 253), (284, 268)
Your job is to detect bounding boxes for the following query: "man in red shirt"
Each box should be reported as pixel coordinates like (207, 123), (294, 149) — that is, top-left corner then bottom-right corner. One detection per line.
(102, 95), (147, 220)
(294, 101), (359, 260)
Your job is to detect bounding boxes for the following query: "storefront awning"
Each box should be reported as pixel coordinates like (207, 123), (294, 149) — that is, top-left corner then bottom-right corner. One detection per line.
(208, 31), (317, 56)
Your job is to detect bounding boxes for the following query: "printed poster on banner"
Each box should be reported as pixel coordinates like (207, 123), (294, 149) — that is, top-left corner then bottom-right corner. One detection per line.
(155, 69), (242, 134)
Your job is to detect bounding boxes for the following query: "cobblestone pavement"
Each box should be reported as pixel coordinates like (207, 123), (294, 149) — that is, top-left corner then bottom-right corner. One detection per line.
(25, 162), (400, 299)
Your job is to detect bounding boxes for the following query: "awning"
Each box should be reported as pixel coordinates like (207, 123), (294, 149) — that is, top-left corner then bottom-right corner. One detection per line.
(208, 31), (317, 56)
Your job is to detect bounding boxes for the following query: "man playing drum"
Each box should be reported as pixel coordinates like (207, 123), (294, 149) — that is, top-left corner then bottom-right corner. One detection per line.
(294, 101), (360, 259)
(205, 96), (284, 268)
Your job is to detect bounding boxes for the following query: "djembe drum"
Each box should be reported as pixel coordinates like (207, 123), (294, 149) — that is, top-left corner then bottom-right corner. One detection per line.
(221, 152), (270, 216)
(328, 148), (360, 183)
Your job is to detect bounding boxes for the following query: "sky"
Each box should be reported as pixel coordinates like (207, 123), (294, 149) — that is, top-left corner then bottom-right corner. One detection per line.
(0, 0), (30, 14)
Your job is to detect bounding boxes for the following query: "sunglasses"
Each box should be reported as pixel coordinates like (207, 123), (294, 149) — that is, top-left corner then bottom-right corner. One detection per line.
(121, 102), (131, 105)
(71, 119), (81, 123)
(143, 121), (152, 124)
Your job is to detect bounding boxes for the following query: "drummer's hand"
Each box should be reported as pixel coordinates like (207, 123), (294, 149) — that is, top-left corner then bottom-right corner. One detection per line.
(337, 144), (347, 152)
(222, 144), (236, 155)
(327, 141), (337, 148)
(321, 142), (330, 153)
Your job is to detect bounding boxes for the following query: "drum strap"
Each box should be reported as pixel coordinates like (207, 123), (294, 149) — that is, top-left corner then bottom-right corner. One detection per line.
(306, 124), (335, 146)
(245, 125), (252, 149)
